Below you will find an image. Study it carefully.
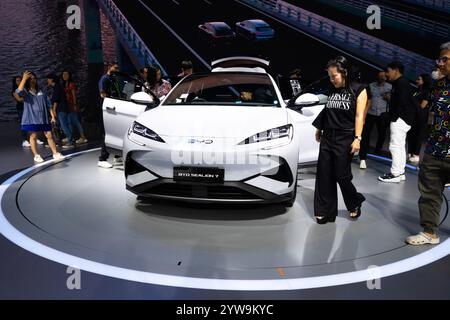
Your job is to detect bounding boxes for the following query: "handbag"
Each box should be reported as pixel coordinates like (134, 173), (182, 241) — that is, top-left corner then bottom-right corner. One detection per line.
(52, 122), (65, 141)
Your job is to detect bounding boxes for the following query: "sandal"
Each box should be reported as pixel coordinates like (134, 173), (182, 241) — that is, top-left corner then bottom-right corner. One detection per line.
(349, 205), (362, 220)
(315, 216), (336, 224)
(406, 232), (440, 245)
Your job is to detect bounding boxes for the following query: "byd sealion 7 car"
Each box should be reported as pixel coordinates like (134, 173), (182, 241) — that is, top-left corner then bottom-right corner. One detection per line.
(102, 57), (325, 206)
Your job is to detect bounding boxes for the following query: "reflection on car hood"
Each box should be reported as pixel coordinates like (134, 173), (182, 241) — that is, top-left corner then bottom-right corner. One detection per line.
(136, 105), (288, 138)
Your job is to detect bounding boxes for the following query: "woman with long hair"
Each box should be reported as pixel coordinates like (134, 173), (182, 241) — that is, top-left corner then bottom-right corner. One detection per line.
(313, 56), (367, 224)
(407, 73), (432, 164)
(16, 71), (64, 163)
(148, 65), (171, 98)
(62, 70), (88, 144)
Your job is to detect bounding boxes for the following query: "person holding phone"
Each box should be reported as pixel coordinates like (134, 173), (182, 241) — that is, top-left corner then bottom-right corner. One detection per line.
(16, 71), (64, 163)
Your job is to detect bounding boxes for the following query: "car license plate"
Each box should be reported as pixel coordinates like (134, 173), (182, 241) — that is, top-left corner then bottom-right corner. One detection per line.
(173, 167), (224, 183)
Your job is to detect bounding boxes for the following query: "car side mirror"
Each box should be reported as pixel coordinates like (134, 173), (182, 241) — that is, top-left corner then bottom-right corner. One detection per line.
(288, 93), (320, 110)
(131, 92), (155, 105)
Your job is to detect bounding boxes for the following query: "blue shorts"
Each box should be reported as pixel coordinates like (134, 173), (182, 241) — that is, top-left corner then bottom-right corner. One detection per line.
(22, 124), (52, 132)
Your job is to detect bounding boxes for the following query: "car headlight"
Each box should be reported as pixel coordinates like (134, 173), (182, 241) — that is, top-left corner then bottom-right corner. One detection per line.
(239, 124), (293, 145)
(130, 122), (165, 143)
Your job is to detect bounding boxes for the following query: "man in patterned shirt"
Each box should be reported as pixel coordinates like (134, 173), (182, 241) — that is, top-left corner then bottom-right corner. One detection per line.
(407, 42), (450, 245)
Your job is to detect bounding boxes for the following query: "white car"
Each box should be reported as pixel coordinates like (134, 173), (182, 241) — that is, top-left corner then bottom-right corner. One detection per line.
(102, 57), (323, 205)
(235, 19), (275, 41)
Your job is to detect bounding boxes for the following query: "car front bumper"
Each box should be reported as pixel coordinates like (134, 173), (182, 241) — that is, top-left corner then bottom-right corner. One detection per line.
(124, 132), (299, 203)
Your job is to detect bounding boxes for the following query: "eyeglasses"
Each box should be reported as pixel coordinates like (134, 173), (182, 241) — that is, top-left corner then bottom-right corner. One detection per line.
(436, 56), (449, 64)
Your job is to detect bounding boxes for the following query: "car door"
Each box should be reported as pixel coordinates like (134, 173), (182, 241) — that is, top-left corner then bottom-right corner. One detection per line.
(287, 103), (324, 164)
(102, 97), (147, 150)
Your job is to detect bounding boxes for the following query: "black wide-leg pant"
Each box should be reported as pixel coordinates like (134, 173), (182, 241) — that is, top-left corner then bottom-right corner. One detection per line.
(314, 129), (366, 218)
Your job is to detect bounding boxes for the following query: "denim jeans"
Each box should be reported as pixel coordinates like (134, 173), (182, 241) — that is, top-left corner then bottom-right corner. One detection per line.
(58, 112), (73, 142)
(68, 112), (84, 136)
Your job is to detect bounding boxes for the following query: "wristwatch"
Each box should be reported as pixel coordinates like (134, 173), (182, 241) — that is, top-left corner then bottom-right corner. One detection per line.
(354, 136), (362, 141)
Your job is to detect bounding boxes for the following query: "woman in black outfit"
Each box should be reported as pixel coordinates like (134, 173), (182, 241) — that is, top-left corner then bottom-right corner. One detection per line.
(407, 73), (432, 164)
(313, 56), (367, 224)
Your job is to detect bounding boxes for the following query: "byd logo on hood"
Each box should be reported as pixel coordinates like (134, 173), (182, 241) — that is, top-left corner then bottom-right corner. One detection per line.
(188, 139), (214, 144)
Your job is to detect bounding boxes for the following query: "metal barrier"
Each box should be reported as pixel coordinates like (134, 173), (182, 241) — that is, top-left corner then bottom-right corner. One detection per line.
(398, 0), (450, 13)
(96, 0), (167, 76)
(314, 0), (450, 39)
(239, 0), (436, 80)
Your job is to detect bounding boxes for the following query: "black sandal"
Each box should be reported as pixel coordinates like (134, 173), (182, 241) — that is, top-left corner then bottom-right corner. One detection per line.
(349, 206), (362, 220)
(316, 216), (336, 224)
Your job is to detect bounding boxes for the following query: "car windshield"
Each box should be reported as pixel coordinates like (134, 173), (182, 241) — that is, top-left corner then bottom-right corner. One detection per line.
(163, 73), (280, 107)
(215, 26), (232, 36)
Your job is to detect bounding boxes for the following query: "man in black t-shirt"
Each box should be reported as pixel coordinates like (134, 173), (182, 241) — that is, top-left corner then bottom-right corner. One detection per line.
(378, 61), (416, 183)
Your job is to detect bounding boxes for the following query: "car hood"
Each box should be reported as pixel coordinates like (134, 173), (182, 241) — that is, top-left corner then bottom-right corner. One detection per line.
(136, 105), (288, 138)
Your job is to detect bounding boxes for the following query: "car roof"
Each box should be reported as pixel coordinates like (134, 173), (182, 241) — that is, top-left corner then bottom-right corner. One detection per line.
(206, 21), (231, 29)
(211, 67), (267, 74)
(244, 19), (269, 26)
(211, 57), (270, 72)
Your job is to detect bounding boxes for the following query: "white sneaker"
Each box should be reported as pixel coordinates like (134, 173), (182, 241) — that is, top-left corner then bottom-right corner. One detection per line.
(113, 156), (124, 166)
(409, 155), (420, 164)
(62, 143), (74, 149)
(22, 140), (31, 148)
(359, 160), (367, 169)
(98, 161), (113, 169)
(36, 139), (44, 145)
(400, 173), (406, 181)
(34, 155), (44, 163)
(76, 138), (88, 144)
(406, 232), (440, 245)
(53, 153), (66, 161)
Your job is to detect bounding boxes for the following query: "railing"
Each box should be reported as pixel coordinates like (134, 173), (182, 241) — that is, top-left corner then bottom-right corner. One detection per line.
(96, 0), (168, 76)
(239, 0), (436, 80)
(398, 0), (450, 13)
(316, 0), (450, 39)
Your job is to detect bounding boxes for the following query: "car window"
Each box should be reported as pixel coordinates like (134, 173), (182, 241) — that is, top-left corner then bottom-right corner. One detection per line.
(163, 73), (280, 107)
(215, 26), (232, 36)
(256, 26), (271, 32)
(104, 73), (145, 102)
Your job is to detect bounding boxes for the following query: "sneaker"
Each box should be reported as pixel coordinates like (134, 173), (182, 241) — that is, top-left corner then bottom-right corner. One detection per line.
(62, 138), (68, 144)
(113, 156), (124, 166)
(36, 139), (44, 145)
(399, 173), (406, 181)
(406, 232), (440, 245)
(409, 155), (420, 164)
(98, 160), (113, 169)
(62, 142), (75, 149)
(76, 137), (88, 144)
(22, 140), (31, 148)
(53, 153), (66, 161)
(378, 173), (402, 183)
(34, 155), (44, 163)
(359, 160), (367, 169)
